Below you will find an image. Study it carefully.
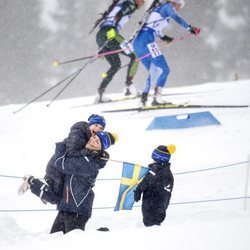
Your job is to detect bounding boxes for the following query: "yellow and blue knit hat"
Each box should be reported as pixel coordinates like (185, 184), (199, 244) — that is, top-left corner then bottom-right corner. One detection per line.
(96, 131), (118, 150)
(151, 144), (176, 163)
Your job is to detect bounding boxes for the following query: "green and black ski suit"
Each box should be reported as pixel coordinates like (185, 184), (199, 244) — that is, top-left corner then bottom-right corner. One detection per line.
(96, 0), (139, 94)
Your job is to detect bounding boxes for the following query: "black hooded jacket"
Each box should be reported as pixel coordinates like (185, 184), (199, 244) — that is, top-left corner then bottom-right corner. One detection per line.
(54, 142), (108, 218)
(134, 162), (174, 226)
(44, 121), (92, 203)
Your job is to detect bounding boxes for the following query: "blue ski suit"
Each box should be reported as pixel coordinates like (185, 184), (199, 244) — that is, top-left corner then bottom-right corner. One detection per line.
(133, 2), (190, 94)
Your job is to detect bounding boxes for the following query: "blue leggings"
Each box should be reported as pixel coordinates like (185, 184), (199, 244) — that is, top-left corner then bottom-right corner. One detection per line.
(133, 31), (170, 93)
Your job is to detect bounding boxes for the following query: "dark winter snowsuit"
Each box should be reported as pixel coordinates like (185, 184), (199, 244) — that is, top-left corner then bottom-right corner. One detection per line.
(29, 121), (92, 205)
(50, 142), (109, 234)
(134, 162), (174, 227)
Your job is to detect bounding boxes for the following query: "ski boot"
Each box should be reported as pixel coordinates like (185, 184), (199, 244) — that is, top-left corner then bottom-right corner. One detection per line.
(94, 88), (111, 104)
(124, 84), (138, 96)
(17, 175), (34, 196)
(140, 92), (148, 107)
(151, 87), (172, 106)
(124, 79), (138, 96)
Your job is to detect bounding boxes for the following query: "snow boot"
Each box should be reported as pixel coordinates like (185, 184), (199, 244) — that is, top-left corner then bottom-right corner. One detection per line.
(97, 227), (110, 232)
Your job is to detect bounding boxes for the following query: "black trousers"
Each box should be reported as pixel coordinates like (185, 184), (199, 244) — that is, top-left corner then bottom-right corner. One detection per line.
(50, 211), (89, 234)
(96, 26), (138, 92)
(142, 200), (169, 227)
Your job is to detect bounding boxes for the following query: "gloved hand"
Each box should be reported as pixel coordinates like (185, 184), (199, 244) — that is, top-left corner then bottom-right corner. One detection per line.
(87, 150), (108, 160)
(189, 25), (200, 35)
(86, 149), (99, 159)
(106, 28), (117, 40)
(98, 151), (110, 161)
(134, 189), (141, 202)
(89, 150), (110, 169)
(161, 35), (174, 45)
(44, 176), (54, 187)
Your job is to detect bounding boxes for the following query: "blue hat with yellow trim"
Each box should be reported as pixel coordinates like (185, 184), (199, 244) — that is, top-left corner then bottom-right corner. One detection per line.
(96, 131), (118, 150)
(152, 144), (176, 163)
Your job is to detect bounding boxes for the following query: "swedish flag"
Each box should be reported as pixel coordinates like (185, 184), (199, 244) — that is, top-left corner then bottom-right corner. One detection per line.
(114, 162), (148, 211)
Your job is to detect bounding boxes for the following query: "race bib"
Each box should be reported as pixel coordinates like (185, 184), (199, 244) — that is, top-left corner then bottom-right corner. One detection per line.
(120, 40), (134, 55)
(147, 42), (162, 58)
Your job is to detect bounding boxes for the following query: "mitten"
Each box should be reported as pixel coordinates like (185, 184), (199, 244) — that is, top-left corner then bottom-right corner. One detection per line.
(134, 189), (141, 202)
(106, 28), (117, 40)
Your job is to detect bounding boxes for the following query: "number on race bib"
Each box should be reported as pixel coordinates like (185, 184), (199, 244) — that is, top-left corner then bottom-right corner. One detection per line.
(120, 40), (134, 55)
(147, 42), (162, 58)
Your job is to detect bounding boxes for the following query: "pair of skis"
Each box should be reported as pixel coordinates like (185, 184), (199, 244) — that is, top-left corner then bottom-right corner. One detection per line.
(70, 90), (249, 112)
(71, 89), (224, 109)
(102, 103), (249, 113)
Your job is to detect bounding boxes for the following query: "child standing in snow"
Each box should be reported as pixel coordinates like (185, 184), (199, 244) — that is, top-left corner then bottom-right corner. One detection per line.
(134, 144), (175, 226)
(49, 131), (117, 234)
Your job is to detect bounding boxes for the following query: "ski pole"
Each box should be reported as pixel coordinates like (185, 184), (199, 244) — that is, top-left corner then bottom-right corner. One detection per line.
(46, 40), (110, 106)
(118, 32), (193, 71)
(46, 65), (86, 107)
(52, 48), (124, 67)
(12, 70), (80, 114)
(13, 41), (109, 113)
(128, 0), (160, 43)
(52, 47), (125, 67)
(53, 1), (180, 69)
(138, 32), (193, 61)
(52, 55), (94, 67)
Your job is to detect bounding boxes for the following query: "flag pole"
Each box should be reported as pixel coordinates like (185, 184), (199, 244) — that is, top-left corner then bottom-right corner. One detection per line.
(101, 157), (147, 168)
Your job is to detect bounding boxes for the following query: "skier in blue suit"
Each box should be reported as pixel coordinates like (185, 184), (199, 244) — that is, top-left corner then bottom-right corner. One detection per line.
(133, 0), (200, 106)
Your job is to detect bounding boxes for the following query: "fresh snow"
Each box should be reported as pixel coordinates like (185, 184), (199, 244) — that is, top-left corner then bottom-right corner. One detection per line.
(0, 80), (250, 250)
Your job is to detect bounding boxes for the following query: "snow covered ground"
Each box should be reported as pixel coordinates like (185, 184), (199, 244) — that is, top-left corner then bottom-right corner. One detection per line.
(0, 79), (250, 250)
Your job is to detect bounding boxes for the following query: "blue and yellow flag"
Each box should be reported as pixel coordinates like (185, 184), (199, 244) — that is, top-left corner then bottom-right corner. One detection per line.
(114, 162), (149, 211)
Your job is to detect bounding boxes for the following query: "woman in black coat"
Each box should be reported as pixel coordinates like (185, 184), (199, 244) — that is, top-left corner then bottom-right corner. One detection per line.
(19, 130), (116, 234)
(134, 144), (175, 227)
(18, 114), (106, 204)
(44, 114), (106, 203)
(50, 131), (116, 234)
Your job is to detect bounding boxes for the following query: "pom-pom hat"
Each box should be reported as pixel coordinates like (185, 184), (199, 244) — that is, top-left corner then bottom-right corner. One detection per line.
(96, 131), (118, 150)
(88, 114), (106, 129)
(151, 144), (176, 163)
